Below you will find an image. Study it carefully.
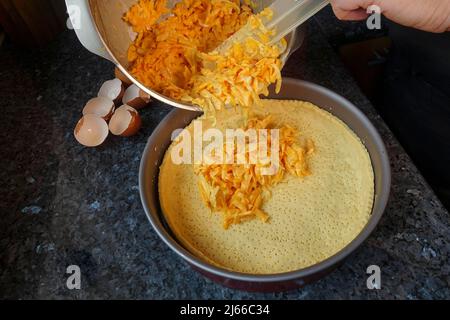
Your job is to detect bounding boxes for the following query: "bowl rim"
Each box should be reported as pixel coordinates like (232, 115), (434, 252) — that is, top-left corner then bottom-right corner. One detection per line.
(139, 78), (391, 282)
(87, 0), (301, 112)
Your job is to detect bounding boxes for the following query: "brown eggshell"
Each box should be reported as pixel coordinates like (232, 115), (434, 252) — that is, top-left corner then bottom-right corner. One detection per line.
(98, 78), (124, 105)
(74, 114), (109, 147)
(109, 105), (142, 137)
(122, 84), (151, 110)
(83, 96), (115, 121)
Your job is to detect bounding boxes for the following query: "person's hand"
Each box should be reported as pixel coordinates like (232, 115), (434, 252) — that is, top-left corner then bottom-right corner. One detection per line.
(330, 0), (450, 33)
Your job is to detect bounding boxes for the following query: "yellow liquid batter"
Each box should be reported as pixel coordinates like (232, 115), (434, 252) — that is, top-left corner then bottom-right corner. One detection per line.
(158, 100), (375, 274)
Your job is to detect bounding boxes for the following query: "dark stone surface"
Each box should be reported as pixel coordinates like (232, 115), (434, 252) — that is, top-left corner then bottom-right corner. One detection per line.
(313, 5), (389, 47)
(0, 13), (449, 299)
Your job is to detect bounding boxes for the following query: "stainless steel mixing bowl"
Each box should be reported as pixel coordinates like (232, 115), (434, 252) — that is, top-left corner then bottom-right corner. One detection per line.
(67, 0), (305, 111)
(139, 78), (391, 292)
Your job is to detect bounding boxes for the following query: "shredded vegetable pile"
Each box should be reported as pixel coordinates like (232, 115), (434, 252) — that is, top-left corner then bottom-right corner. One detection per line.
(195, 116), (315, 229)
(183, 10), (286, 112)
(124, 0), (285, 112)
(126, 1), (315, 229)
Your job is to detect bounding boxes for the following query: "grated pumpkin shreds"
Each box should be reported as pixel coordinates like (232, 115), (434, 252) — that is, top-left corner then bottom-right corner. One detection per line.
(124, 0), (285, 113)
(126, 1), (314, 229)
(182, 10), (286, 113)
(195, 116), (315, 229)
(123, 0), (168, 33)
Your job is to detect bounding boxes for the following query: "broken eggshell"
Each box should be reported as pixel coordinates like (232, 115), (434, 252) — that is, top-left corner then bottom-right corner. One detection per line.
(74, 114), (109, 147)
(82, 96), (115, 120)
(122, 84), (151, 110)
(109, 105), (142, 137)
(98, 78), (124, 104)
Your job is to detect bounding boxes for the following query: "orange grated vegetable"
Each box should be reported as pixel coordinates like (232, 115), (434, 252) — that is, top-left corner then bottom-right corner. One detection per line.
(194, 115), (315, 229)
(124, 0), (285, 113)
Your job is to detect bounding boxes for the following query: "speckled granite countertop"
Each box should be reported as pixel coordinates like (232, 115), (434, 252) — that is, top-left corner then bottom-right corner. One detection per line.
(1, 10), (449, 299)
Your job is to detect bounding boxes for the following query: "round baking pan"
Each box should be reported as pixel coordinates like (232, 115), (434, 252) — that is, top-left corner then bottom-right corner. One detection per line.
(139, 78), (391, 292)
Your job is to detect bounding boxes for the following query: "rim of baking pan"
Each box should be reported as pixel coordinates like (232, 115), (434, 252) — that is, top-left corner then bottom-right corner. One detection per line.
(139, 78), (391, 283)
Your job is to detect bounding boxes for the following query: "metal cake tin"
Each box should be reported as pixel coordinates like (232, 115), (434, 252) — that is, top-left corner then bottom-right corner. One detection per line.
(139, 78), (391, 292)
